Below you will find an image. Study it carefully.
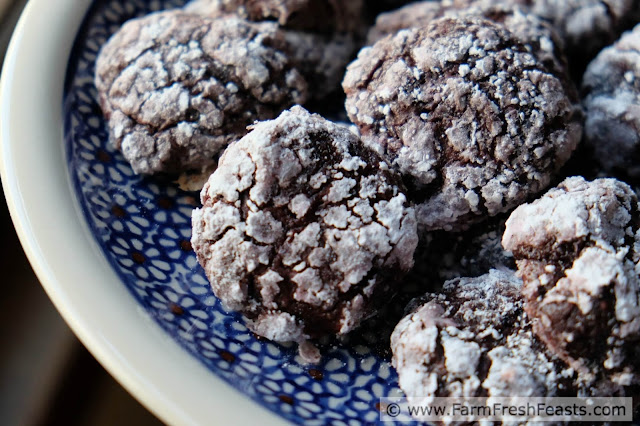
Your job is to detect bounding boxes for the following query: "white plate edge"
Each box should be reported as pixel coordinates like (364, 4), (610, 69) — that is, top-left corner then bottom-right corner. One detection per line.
(0, 1), (287, 425)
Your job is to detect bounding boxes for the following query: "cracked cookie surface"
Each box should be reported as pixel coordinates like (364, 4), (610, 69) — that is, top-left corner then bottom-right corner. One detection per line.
(344, 16), (582, 232)
(420, 213), (515, 285)
(391, 270), (576, 419)
(367, 0), (571, 82)
(191, 106), (419, 362)
(503, 177), (640, 392)
(95, 11), (307, 175)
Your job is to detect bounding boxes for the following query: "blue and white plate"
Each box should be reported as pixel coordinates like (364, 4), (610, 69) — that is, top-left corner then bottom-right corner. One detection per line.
(2, 0), (420, 424)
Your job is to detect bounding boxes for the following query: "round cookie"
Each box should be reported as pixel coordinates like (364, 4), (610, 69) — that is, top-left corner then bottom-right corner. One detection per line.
(391, 269), (576, 419)
(582, 24), (640, 180)
(503, 177), (640, 390)
(191, 106), (419, 362)
(95, 11), (307, 175)
(343, 16), (582, 231)
(183, 0), (363, 33)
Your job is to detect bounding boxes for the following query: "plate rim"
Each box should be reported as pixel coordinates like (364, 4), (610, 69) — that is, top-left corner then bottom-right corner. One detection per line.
(0, 1), (286, 424)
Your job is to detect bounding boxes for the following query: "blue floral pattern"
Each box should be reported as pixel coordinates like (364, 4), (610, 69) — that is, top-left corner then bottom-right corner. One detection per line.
(64, 1), (418, 424)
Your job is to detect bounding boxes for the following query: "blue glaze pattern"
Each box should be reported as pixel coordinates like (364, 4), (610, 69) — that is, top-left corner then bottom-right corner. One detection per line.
(63, 1), (417, 424)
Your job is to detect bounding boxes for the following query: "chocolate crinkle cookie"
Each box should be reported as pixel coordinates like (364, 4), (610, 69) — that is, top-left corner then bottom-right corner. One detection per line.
(343, 16), (582, 232)
(191, 106), (419, 363)
(366, 0), (443, 44)
(183, 0), (363, 33)
(95, 11), (307, 175)
(582, 24), (640, 181)
(503, 176), (640, 392)
(183, 0), (361, 99)
(391, 270), (576, 419)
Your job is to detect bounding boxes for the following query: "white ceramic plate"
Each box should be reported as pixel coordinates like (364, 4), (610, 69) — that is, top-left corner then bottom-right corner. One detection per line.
(0, 1), (284, 424)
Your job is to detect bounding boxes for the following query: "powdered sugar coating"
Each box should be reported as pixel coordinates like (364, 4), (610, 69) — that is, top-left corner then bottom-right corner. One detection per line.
(369, 0), (640, 69)
(344, 17), (582, 231)
(368, 0), (578, 93)
(391, 270), (575, 418)
(582, 24), (640, 179)
(503, 177), (640, 390)
(95, 11), (307, 175)
(183, 0), (363, 33)
(183, 0), (360, 100)
(191, 106), (419, 362)
(368, 0), (570, 78)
